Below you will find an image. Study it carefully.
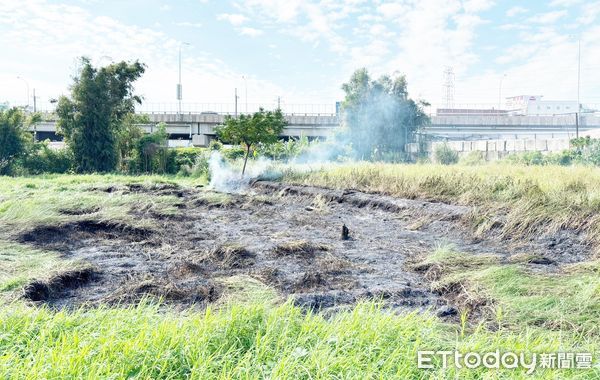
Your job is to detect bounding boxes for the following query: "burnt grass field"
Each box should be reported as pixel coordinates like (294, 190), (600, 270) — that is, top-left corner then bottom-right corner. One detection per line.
(14, 179), (593, 318)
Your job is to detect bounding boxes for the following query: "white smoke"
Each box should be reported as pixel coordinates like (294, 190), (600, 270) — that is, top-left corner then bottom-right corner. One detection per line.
(208, 151), (276, 193)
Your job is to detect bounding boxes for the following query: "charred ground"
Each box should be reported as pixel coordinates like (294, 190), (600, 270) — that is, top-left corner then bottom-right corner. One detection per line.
(11, 180), (593, 319)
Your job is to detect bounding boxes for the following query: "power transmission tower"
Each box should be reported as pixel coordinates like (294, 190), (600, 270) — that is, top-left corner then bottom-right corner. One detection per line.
(442, 67), (455, 109)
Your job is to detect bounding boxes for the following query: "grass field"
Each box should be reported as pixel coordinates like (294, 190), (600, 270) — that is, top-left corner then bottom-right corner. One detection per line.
(285, 162), (600, 251)
(0, 167), (599, 378)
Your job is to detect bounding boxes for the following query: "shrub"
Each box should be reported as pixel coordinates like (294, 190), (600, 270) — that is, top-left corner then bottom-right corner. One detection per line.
(0, 108), (37, 175)
(255, 137), (311, 161)
(20, 142), (74, 174)
(221, 146), (246, 160)
(544, 150), (575, 166)
(459, 151), (485, 166)
(579, 140), (600, 166)
(433, 143), (458, 165)
(208, 139), (223, 151)
(177, 151), (210, 179)
(172, 147), (204, 169)
(134, 123), (169, 173)
(504, 151), (545, 165)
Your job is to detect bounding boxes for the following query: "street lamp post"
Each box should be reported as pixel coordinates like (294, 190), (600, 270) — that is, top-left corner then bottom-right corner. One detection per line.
(234, 88), (239, 118)
(16, 76), (30, 110)
(177, 42), (190, 117)
(577, 36), (581, 113)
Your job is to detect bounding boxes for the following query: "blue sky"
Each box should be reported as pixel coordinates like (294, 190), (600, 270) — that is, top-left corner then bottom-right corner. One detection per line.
(1, 0), (599, 113)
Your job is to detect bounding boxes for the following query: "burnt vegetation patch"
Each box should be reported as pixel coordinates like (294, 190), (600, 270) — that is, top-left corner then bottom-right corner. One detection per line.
(272, 240), (330, 258)
(58, 206), (100, 216)
(23, 266), (98, 302)
(203, 244), (256, 269)
(106, 278), (220, 305)
(9, 180), (593, 315)
(18, 220), (153, 249)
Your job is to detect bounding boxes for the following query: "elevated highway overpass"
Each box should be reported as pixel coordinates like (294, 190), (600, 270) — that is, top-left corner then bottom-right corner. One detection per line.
(33, 112), (600, 146)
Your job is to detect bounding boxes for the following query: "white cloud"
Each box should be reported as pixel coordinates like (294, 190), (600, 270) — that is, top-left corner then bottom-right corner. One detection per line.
(217, 13), (248, 26)
(506, 6), (527, 17)
(377, 2), (409, 19)
(2, 0), (600, 108)
(175, 21), (202, 28)
(498, 23), (530, 31)
(0, 0), (283, 106)
(549, 0), (582, 6)
(239, 27), (263, 37)
(527, 10), (568, 24)
(159, 4), (171, 11)
(577, 2), (600, 25)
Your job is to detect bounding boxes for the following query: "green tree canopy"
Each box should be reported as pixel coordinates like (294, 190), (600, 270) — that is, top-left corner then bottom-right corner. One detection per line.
(0, 107), (39, 175)
(215, 108), (286, 175)
(56, 57), (145, 172)
(341, 68), (429, 160)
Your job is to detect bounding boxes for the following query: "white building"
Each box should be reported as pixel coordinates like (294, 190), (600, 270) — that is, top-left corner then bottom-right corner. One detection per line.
(505, 95), (578, 116)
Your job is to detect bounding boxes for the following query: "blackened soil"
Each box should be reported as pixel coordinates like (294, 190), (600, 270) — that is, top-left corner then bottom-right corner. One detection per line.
(15, 181), (593, 313)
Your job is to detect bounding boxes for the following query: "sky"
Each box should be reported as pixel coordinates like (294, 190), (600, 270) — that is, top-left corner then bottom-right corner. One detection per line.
(1, 0), (599, 113)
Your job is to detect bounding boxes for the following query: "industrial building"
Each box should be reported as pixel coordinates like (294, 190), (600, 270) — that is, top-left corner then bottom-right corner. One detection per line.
(505, 95), (578, 116)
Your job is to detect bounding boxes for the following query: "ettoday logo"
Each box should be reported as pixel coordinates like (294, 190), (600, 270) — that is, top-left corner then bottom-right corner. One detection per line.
(417, 350), (593, 374)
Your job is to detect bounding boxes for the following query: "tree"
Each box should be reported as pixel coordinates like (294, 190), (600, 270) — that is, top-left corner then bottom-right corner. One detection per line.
(215, 108), (286, 176)
(135, 123), (169, 173)
(56, 57), (145, 172)
(0, 108), (39, 175)
(116, 113), (148, 171)
(341, 68), (429, 160)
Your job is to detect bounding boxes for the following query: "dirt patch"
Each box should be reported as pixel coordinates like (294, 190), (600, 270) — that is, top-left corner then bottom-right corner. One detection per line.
(14, 180), (594, 313)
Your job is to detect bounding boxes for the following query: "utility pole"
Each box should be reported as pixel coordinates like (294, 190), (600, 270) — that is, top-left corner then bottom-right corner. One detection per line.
(576, 112), (579, 139)
(277, 96), (281, 110)
(234, 88), (238, 118)
(177, 42), (190, 118)
(577, 36), (581, 129)
(33, 88), (36, 113)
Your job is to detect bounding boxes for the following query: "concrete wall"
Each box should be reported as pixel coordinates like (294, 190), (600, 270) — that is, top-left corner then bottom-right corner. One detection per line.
(406, 136), (573, 161)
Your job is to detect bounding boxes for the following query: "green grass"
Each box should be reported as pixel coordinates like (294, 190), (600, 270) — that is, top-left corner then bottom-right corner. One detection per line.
(0, 301), (597, 379)
(416, 245), (600, 336)
(0, 171), (599, 378)
(0, 241), (61, 295)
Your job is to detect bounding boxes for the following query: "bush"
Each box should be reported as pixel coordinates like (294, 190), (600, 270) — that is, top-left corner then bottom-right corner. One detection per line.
(579, 140), (600, 166)
(221, 146), (246, 160)
(255, 137), (312, 161)
(177, 151), (210, 179)
(545, 150), (575, 166)
(433, 143), (458, 165)
(208, 139), (223, 151)
(172, 147), (204, 169)
(20, 142), (74, 174)
(459, 151), (485, 166)
(0, 108), (36, 175)
(504, 151), (545, 165)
